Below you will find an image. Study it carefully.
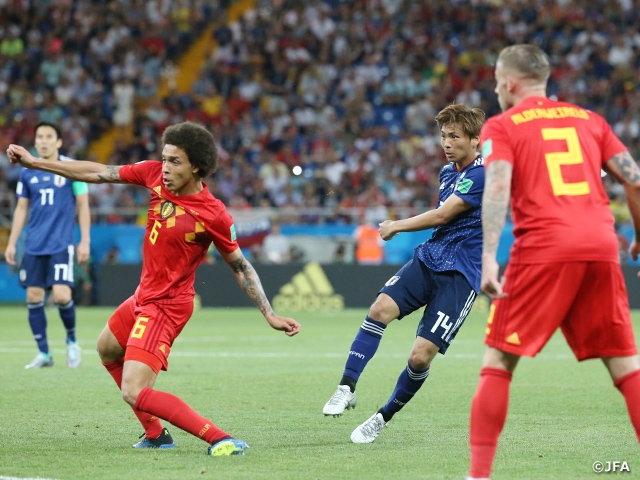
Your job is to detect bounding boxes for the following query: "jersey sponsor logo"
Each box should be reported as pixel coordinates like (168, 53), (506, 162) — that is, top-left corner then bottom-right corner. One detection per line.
(29, 177), (39, 184)
(273, 262), (344, 311)
(456, 178), (474, 194)
(161, 201), (175, 219)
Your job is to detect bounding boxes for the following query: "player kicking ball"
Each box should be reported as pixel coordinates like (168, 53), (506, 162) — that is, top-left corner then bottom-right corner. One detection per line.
(323, 104), (486, 443)
(7, 121), (300, 456)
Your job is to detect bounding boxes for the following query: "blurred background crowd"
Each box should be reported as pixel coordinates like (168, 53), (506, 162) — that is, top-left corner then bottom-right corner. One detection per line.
(0, 0), (639, 264)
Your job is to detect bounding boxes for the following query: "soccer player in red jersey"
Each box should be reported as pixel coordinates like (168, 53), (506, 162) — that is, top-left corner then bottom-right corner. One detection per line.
(7, 122), (301, 456)
(468, 44), (640, 479)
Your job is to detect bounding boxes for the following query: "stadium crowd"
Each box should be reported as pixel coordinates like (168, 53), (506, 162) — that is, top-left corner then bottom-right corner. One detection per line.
(1, 0), (640, 251)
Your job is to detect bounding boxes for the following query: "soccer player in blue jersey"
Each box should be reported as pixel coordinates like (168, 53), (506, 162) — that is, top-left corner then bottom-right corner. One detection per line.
(4, 122), (91, 369)
(323, 103), (486, 443)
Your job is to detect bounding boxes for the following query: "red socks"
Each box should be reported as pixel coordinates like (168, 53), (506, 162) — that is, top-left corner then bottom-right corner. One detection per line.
(469, 367), (513, 479)
(135, 387), (229, 445)
(614, 369), (640, 442)
(102, 360), (164, 439)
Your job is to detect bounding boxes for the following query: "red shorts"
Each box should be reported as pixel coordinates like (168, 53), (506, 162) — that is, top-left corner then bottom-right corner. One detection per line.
(108, 296), (194, 373)
(485, 262), (637, 361)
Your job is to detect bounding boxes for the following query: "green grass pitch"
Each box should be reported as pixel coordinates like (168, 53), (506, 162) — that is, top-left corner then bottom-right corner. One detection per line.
(0, 304), (638, 479)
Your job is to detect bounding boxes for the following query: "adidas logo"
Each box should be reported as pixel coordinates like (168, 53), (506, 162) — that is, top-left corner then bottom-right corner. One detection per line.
(29, 177), (39, 183)
(272, 262), (344, 311)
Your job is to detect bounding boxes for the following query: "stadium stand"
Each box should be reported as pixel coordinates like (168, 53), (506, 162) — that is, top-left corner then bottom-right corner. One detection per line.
(1, 0), (640, 264)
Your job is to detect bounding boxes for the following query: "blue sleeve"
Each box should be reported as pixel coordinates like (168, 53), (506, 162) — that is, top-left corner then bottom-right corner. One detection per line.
(454, 164), (484, 208)
(16, 169), (29, 198)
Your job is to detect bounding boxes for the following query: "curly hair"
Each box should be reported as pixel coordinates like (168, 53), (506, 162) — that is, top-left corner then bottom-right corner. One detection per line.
(161, 122), (219, 177)
(435, 103), (485, 140)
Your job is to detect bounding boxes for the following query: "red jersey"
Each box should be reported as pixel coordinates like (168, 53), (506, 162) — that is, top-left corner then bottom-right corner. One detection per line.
(119, 161), (238, 304)
(481, 96), (626, 264)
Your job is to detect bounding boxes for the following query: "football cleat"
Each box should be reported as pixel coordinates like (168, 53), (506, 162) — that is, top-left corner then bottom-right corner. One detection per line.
(133, 428), (176, 449)
(25, 352), (54, 369)
(350, 412), (387, 443)
(323, 385), (357, 416)
(66, 341), (82, 368)
(208, 438), (248, 456)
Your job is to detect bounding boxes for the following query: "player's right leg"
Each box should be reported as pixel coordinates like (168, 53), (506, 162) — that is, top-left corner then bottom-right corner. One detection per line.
(323, 294), (398, 416)
(324, 257), (434, 417)
(98, 297), (170, 447)
(468, 347), (520, 480)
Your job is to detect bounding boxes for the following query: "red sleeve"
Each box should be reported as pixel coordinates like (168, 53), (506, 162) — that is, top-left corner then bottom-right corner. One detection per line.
(207, 207), (239, 254)
(480, 116), (514, 166)
(118, 160), (161, 188)
(597, 114), (628, 164)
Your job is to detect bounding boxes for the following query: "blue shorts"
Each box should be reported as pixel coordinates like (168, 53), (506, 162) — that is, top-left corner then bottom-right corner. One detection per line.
(19, 246), (75, 289)
(379, 252), (476, 354)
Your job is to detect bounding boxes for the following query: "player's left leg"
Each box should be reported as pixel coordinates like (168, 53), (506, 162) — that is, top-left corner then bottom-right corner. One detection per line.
(351, 336), (436, 444)
(51, 284), (80, 368)
(122, 356), (247, 455)
(605, 356), (640, 442)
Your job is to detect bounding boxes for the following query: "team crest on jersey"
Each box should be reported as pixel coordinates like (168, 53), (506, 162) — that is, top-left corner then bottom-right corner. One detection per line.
(54, 175), (66, 187)
(161, 201), (175, 219)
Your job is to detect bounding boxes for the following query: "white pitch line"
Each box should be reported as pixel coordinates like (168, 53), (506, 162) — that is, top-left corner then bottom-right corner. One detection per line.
(0, 476), (60, 480)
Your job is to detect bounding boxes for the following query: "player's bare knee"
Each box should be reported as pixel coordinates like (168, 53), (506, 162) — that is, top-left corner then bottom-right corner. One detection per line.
(121, 385), (140, 406)
(408, 350), (433, 371)
(26, 289), (45, 304)
(96, 333), (124, 363)
(368, 295), (398, 325)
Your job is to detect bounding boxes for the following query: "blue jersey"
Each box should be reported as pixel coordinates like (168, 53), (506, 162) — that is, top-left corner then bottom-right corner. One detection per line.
(415, 155), (484, 292)
(16, 155), (88, 255)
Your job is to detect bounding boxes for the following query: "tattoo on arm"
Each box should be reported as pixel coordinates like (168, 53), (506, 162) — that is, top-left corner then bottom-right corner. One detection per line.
(229, 257), (275, 317)
(609, 152), (640, 184)
(482, 160), (512, 257)
(97, 165), (122, 183)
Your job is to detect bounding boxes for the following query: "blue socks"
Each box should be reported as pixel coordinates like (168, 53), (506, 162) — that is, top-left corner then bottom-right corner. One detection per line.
(379, 364), (430, 422)
(341, 316), (387, 389)
(56, 300), (76, 343)
(27, 301), (48, 354)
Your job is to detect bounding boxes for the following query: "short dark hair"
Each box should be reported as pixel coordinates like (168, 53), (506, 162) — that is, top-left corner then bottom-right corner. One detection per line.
(435, 103), (485, 139)
(35, 121), (62, 140)
(497, 44), (551, 84)
(161, 122), (219, 177)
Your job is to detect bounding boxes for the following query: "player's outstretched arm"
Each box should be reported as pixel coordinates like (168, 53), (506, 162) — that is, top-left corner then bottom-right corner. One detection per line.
(378, 195), (471, 240)
(604, 151), (640, 263)
(7, 144), (125, 184)
(220, 247), (301, 336)
(481, 159), (512, 299)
